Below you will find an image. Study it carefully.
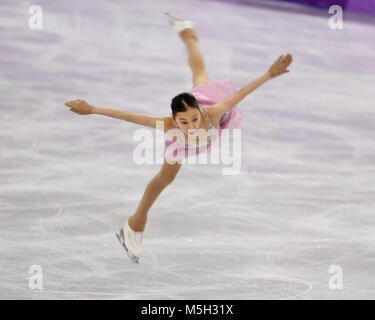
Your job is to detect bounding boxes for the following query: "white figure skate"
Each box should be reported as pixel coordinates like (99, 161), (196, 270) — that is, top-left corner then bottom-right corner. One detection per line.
(164, 12), (197, 40)
(116, 220), (142, 264)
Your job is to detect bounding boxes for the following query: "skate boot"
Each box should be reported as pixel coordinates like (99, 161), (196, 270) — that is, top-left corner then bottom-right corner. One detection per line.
(164, 12), (198, 41)
(116, 220), (142, 264)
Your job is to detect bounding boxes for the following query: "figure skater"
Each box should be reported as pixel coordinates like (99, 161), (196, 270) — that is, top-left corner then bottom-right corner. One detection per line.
(64, 13), (293, 264)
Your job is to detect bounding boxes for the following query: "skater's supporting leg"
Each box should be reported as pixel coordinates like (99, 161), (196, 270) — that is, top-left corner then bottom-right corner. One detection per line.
(128, 158), (182, 232)
(180, 28), (211, 88)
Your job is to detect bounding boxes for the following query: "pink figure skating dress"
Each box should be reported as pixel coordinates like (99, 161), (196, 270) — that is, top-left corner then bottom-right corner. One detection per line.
(164, 79), (242, 162)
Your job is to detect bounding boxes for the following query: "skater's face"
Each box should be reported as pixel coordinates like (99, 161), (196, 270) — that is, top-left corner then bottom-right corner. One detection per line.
(175, 107), (203, 135)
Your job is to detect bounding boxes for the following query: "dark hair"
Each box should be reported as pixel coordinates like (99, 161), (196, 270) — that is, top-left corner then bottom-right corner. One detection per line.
(170, 92), (200, 119)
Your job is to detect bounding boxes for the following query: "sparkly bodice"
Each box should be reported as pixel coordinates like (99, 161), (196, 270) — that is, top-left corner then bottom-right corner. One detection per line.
(176, 107), (217, 148)
(164, 79), (241, 162)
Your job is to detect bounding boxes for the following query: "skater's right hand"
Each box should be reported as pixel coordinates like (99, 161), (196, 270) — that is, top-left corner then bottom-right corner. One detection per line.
(65, 99), (93, 115)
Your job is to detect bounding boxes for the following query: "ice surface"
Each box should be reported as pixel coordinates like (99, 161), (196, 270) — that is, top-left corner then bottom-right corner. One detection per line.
(0, 0), (374, 299)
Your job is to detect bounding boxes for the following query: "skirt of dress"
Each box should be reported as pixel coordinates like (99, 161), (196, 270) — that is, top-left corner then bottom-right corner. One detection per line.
(189, 78), (242, 131)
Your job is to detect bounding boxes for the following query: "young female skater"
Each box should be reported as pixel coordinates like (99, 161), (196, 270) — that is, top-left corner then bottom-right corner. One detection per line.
(65, 13), (293, 264)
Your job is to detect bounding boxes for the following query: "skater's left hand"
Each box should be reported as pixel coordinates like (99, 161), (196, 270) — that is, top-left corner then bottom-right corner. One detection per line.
(267, 54), (293, 78)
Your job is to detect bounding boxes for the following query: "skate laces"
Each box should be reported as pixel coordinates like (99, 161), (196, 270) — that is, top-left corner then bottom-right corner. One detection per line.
(125, 223), (142, 248)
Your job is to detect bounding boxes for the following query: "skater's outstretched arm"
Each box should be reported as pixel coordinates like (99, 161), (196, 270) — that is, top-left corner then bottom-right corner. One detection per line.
(64, 99), (172, 131)
(209, 54), (293, 122)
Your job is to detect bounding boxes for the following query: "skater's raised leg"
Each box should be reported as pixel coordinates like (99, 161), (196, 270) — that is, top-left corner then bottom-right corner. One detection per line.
(180, 28), (211, 88)
(127, 157), (182, 232)
(166, 13), (211, 88)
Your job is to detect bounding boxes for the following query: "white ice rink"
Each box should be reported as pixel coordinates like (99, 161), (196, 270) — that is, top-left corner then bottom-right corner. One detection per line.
(0, 0), (374, 299)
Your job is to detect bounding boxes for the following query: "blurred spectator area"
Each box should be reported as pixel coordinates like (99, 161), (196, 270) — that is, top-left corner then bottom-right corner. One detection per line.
(217, 0), (375, 15)
(272, 0), (375, 15)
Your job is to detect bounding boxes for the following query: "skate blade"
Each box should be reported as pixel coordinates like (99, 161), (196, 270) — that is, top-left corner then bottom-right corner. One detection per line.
(116, 232), (139, 264)
(164, 12), (181, 25)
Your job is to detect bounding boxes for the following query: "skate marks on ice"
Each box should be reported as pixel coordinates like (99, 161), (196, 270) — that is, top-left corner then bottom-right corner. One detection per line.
(115, 237), (316, 300)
